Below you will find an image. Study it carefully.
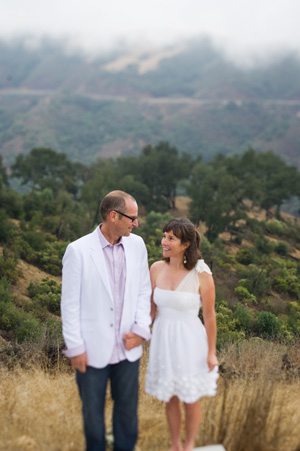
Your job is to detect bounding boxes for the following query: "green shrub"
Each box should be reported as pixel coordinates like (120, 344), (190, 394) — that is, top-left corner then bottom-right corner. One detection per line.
(0, 209), (15, 243)
(11, 234), (64, 276)
(0, 189), (24, 219)
(43, 317), (64, 344)
(234, 285), (257, 304)
(217, 329), (245, 349)
(41, 215), (60, 235)
(279, 323), (295, 342)
(274, 241), (290, 256)
(215, 300), (245, 349)
(12, 235), (37, 264)
(272, 270), (300, 300)
(287, 302), (300, 336)
(200, 235), (212, 260)
(246, 218), (264, 234)
(146, 240), (163, 266)
(35, 249), (62, 276)
(0, 301), (22, 331)
(237, 265), (271, 298)
(0, 278), (43, 343)
(215, 251), (236, 269)
(272, 276), (289, 294)
(255, 236), (274, 255)
(27, 278), (61, 316)
(23, 231), (46, 252)
(0, 251), (21, 284)
(233, 234), (243, 245)
(14, 315), (42, 342)
(265, 220), (287, 236)
(233, 304), (255, 334)
(286, 259), (298, 270)
(139, 211), (173, 242)
(0, 277), (12, 303)
(236, 247), (256, 265)
(28, 210), (44, 229)
(255, 311), (280, 339)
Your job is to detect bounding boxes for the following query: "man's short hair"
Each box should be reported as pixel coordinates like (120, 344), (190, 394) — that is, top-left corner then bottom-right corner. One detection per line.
(100, 190), (136, 221)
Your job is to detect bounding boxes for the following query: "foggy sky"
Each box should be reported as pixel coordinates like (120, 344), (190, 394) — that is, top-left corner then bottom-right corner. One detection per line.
(1, 0), (300, 61)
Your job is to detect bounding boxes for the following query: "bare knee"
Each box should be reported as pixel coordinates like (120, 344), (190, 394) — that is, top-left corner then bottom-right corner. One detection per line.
(184, 401), (201, 416)
(167, 396), (180, 408)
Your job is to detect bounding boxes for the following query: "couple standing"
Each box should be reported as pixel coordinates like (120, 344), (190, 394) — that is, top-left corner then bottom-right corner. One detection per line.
(61, 190), (219, 451)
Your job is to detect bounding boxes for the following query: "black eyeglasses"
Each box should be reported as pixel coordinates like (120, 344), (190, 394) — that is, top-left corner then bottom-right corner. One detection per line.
(113, 210), (138, 223)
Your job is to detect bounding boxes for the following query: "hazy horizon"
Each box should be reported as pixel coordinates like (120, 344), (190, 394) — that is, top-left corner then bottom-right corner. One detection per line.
(1, 0), (300, 66)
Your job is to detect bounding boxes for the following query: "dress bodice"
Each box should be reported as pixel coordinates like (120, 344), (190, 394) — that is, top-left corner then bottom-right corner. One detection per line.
(154, 287), (200, 315)
(154, 259), (212, 317)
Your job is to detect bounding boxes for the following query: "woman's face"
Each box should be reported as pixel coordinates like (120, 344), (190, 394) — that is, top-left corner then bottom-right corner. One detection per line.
(161, 230), (187, 259)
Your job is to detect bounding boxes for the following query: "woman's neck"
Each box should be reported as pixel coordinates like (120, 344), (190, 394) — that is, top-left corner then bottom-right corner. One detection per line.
(168, 256), (186, 271)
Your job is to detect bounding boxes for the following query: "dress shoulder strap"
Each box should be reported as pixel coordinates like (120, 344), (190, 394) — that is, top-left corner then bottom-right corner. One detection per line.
(195, 259), (212, 275)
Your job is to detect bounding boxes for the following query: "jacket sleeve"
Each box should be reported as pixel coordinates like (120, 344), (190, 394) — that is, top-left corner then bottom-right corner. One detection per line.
(61, 243), (86, 357)
(131, 239), (152, 340)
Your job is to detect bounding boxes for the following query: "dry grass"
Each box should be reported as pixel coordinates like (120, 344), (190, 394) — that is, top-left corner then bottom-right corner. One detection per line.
(197, 376), (300, 451)
(1, 341), (300, 451)
(0, 368), (84, 451)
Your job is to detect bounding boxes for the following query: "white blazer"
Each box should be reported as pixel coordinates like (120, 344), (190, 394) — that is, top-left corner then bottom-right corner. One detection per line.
(61, 227), (152, 368)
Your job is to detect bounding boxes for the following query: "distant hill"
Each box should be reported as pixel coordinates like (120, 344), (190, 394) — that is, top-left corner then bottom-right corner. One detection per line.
(1, 38), (300, 166)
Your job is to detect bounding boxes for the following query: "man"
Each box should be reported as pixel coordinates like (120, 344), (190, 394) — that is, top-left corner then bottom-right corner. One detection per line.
(61, 190), (151, 451)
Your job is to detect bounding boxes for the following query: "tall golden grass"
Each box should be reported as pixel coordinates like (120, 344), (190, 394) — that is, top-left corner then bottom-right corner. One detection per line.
(1, 340), (300, 451)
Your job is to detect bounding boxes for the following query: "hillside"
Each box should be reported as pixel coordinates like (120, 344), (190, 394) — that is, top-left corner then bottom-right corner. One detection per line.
(1, 196), (300, 354)
(1, 38), (300, 167)
(2, 246), (61, 304)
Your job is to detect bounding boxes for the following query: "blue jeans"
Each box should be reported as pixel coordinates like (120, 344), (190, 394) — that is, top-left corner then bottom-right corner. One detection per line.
(76, 359), (140, 451)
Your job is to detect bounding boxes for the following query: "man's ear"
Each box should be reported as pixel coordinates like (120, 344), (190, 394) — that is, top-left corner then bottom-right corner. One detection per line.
(109, 210), (117, 222)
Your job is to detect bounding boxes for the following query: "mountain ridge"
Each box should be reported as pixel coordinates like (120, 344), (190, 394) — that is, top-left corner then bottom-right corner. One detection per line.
(1, 38), (300, 166)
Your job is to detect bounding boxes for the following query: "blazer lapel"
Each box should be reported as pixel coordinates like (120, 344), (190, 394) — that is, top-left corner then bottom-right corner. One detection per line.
(89, 228), (113, 302)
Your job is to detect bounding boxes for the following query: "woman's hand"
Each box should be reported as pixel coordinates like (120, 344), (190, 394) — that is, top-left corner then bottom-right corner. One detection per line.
(207, 352), (219, 372)
(123, 332), (144, 350)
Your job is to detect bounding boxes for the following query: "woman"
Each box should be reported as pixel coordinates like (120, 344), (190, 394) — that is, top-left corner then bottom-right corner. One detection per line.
(145, 218), (219, 451)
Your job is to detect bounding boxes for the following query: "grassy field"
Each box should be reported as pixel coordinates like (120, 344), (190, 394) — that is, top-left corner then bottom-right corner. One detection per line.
(1, 340), (300, 451)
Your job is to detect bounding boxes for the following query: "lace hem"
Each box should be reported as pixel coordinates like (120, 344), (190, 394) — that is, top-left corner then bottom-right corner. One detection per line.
(145, 368), (219, 403)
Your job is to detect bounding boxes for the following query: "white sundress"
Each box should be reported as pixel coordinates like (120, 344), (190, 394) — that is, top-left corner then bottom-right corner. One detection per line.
(145, 259), (219, 403)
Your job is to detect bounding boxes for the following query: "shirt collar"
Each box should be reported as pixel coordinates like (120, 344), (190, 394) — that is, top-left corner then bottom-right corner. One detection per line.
(98, 224), (124, 249)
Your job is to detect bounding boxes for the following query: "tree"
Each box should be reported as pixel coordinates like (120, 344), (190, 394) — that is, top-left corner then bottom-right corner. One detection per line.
(115, 175), (150, 213)
(257, 152), (300, 218)
(11, 147), (86, 196)
(80, 159), (117, 224)
(138, 142), (190, 211)
(187, 160), (245, 242)
(0, 156), (8, 188)
(224, 149), (263, 206)
(187, 149), (300, 241)
(114, 156), (151, 210)
(228, 149), (300, 218)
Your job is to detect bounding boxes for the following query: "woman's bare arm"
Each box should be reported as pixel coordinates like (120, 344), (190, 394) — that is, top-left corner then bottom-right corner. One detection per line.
(199, 272), (219, 371)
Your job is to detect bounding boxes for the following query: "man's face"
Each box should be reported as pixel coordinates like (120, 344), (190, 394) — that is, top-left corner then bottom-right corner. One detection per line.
(114, 200), (138, 237)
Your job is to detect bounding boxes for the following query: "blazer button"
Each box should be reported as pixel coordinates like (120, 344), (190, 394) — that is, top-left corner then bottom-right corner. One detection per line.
(110, 324), (113, 327)
(110, 307), (113, 311)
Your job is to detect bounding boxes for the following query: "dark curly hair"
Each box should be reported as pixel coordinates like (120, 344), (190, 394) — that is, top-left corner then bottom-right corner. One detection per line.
(163, 218), (202, 270)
